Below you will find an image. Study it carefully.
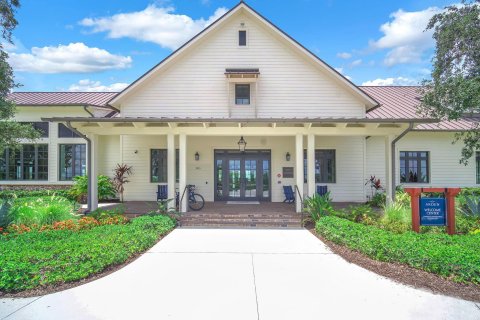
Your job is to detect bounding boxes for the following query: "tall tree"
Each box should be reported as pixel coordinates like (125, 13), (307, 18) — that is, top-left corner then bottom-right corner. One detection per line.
(419, 1), (480, 164)
(0, 0), (40, 151)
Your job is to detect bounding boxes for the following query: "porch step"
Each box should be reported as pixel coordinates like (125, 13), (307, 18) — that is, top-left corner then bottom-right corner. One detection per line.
(178, 213), (303, 228)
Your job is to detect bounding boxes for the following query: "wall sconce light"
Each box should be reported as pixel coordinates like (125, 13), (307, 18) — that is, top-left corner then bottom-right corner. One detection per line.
(238, 136), (247, 153)
(286, 152), (291, 161)
(134, 150), (138, 154)
(195, 152), (200, 161)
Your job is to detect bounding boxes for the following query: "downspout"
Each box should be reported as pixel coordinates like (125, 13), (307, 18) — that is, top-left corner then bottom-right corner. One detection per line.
(66, 121), (92, 213)
(391, 122), (414, 201)
(83, 105), (94, 117)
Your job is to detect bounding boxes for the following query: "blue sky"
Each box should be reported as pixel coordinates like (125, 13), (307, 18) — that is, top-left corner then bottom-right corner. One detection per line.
(7, 0), (453, 92)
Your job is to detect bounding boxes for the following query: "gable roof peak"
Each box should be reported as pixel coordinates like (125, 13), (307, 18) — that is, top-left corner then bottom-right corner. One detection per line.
(109, 1), (378, 108)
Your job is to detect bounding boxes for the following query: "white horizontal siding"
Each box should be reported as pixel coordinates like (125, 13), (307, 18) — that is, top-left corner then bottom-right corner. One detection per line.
(121, 11), (365, 119)
(98, 135), (120, 178)
(366, 132), (478, 190)
(121, 135), (365, 202)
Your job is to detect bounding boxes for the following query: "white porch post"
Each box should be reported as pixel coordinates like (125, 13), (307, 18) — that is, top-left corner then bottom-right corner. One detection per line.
(88, 133), (99, 211)
(307, 133), (315, 197)
(167, 133), (176, 209)
(295, 133), (304, 213)
(385, 134), (394, 203)
(179, 133), (187, 212)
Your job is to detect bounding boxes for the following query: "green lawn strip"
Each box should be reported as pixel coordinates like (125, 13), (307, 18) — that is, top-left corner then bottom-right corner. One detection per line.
(0, 215), (175, 292)
(316, 216), (480, 284)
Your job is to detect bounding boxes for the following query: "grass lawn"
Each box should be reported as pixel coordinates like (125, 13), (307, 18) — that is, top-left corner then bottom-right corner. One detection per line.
(316, 216), (480, 285)
(0, 215), (175, 293)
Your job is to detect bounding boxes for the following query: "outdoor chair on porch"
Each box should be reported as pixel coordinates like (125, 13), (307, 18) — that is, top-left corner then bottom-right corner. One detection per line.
(156, 185), (168, 202)
(317, 185), (328, 196)
(283, 186), (295, 203)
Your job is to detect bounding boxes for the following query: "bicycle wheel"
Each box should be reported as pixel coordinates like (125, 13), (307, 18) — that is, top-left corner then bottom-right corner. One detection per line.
(189, 193), (205, 211)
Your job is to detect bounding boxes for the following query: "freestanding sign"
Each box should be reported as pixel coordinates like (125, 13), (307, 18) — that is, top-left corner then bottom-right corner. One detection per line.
(404, 188), (460, 235)
(419, 197), (446, 226)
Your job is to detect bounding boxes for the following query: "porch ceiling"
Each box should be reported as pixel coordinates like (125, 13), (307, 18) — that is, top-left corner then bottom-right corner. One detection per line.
(42, 116), (436, 136)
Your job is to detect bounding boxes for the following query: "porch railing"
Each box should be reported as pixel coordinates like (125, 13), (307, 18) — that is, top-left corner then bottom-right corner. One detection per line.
(295, 185), (304, 225)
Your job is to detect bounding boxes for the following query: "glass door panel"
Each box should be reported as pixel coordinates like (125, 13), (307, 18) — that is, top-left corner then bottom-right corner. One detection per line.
(244, 159), (257, 198)
(262, 160), (270, 198)
(228, 159), (241, 198)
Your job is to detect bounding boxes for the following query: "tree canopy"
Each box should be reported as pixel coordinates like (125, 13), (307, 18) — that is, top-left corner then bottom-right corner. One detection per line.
(0, 0), (40, 151)
(419, 0), (480, 164)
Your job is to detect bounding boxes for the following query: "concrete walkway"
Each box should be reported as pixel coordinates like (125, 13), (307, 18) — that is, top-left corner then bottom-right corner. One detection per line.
(1, 229), (479, 320)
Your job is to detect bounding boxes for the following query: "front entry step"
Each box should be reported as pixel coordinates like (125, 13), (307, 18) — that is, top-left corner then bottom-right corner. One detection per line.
(178, 213), (303, 228)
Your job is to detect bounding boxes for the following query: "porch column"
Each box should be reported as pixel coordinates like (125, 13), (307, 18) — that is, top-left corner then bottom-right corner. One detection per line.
(179, 133), (187, 212)
(385, 134), (394, 203)
(295, 133), (304, 213)
(88, 133), (99, 211)
(307, 133), (315, 197)
(167, 133), (176, 210)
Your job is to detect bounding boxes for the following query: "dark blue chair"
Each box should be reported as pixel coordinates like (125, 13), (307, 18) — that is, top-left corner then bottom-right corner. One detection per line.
(157, 185), (168, 202)
(316, 185), (328, 196)
(283, 186), (295, 203)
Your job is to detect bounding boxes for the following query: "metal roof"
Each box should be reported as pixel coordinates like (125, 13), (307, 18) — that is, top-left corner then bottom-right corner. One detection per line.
(8, 92), (118, 108)
(361, 86), (479, 131)
(361, 86), (422, 120)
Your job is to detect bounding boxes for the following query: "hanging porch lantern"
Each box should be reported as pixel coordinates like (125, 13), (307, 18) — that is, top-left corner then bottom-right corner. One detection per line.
(238, 136), (247, 153)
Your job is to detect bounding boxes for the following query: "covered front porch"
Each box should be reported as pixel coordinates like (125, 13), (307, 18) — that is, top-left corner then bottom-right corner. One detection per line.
(43, 117), (414, 213)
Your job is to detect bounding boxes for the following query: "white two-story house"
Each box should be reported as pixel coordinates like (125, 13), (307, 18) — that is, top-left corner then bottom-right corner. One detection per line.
(3, 2), (478, 213)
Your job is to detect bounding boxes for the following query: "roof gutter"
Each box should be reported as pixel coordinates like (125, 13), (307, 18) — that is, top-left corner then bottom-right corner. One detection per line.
(391, 122), (414, 201)
(66, 121), (92, 213)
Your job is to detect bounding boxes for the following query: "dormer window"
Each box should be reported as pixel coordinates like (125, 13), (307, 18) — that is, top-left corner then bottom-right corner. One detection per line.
(239, 30), (247, 46)
(235, 84), (250, 105)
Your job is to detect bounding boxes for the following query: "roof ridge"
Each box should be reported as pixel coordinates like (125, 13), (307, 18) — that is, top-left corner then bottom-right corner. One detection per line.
(10, 91), (119, 93)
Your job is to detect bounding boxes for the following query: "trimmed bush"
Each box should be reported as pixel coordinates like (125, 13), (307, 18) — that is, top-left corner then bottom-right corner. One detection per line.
(6, 196), (76, 227)
(0, 189), (71, 200)
(316, 216), (480, 284)
(0, 215), (175, 292)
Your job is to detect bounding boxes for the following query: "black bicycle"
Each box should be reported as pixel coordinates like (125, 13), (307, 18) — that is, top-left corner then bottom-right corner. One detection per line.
(176, 185), (205, 211)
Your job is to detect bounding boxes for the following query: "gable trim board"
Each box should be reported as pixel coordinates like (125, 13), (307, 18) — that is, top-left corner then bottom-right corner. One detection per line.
(108, 1), (378, 110)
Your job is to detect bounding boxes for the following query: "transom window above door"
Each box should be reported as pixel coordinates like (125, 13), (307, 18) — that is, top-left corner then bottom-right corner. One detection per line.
(235, 84), (250, 105)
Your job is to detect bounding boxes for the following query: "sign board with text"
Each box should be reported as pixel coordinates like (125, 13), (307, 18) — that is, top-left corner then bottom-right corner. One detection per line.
(420, 197), (446, 226)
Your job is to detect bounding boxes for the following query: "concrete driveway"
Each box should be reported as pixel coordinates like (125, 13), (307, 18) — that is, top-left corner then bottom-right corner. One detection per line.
(1, 229), (479, 320)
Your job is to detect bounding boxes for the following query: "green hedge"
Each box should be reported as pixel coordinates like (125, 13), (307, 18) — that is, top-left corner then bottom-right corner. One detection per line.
(0, 189), (71, 200)
(0, 215), (175, 292)
(316, 216), (480, 284)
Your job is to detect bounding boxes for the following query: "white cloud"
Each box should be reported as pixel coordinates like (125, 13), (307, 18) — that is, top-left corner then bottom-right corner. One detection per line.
(68, 79), (129, 92)
(361, 77), (418, 86)
(80, 5), (228, 50)
(370, 6), (441, 66)
(350, 59), (362, 67)
(337, 52), (352, 59)
(8, 42), (132, 73)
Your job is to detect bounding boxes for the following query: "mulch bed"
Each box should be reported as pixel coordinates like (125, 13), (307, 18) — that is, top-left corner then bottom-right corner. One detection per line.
(0, 229), (174, 298)
(306, 223), (480, 303)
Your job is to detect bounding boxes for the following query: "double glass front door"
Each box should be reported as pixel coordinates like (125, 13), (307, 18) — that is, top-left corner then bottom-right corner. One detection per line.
(215, 150), (271, 201)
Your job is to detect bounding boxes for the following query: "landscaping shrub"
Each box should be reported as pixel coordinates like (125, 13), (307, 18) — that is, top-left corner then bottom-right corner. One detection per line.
(316, 216), (480, 284)
(303, 192), (334, 223)
(7, 196), (76, 227)
(368, 192), (386, 208)
(68, 175), (117, 202)
(0, 215), (176, 292)
(0, 189), (71, 200)
(380, 201), (411, 233)
(331, 204), (379, 224)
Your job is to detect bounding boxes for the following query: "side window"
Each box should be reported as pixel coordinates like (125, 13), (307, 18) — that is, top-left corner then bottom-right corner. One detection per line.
(235, 84), (250, 105)
(400, 151), (429, 183)
(239, 30), (247, 46)
(58, 123), (81, 138)
(21, 122), (49, 138)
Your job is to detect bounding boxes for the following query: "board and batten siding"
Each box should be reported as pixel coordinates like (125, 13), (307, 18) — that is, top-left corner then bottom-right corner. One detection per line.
(366, 132), (478, 190)
(120, 11), (366, 119)
(120, 135), (366, 202)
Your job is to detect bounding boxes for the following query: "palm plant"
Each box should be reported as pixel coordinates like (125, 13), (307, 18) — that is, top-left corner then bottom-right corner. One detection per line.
(113, 164), (133, 202)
